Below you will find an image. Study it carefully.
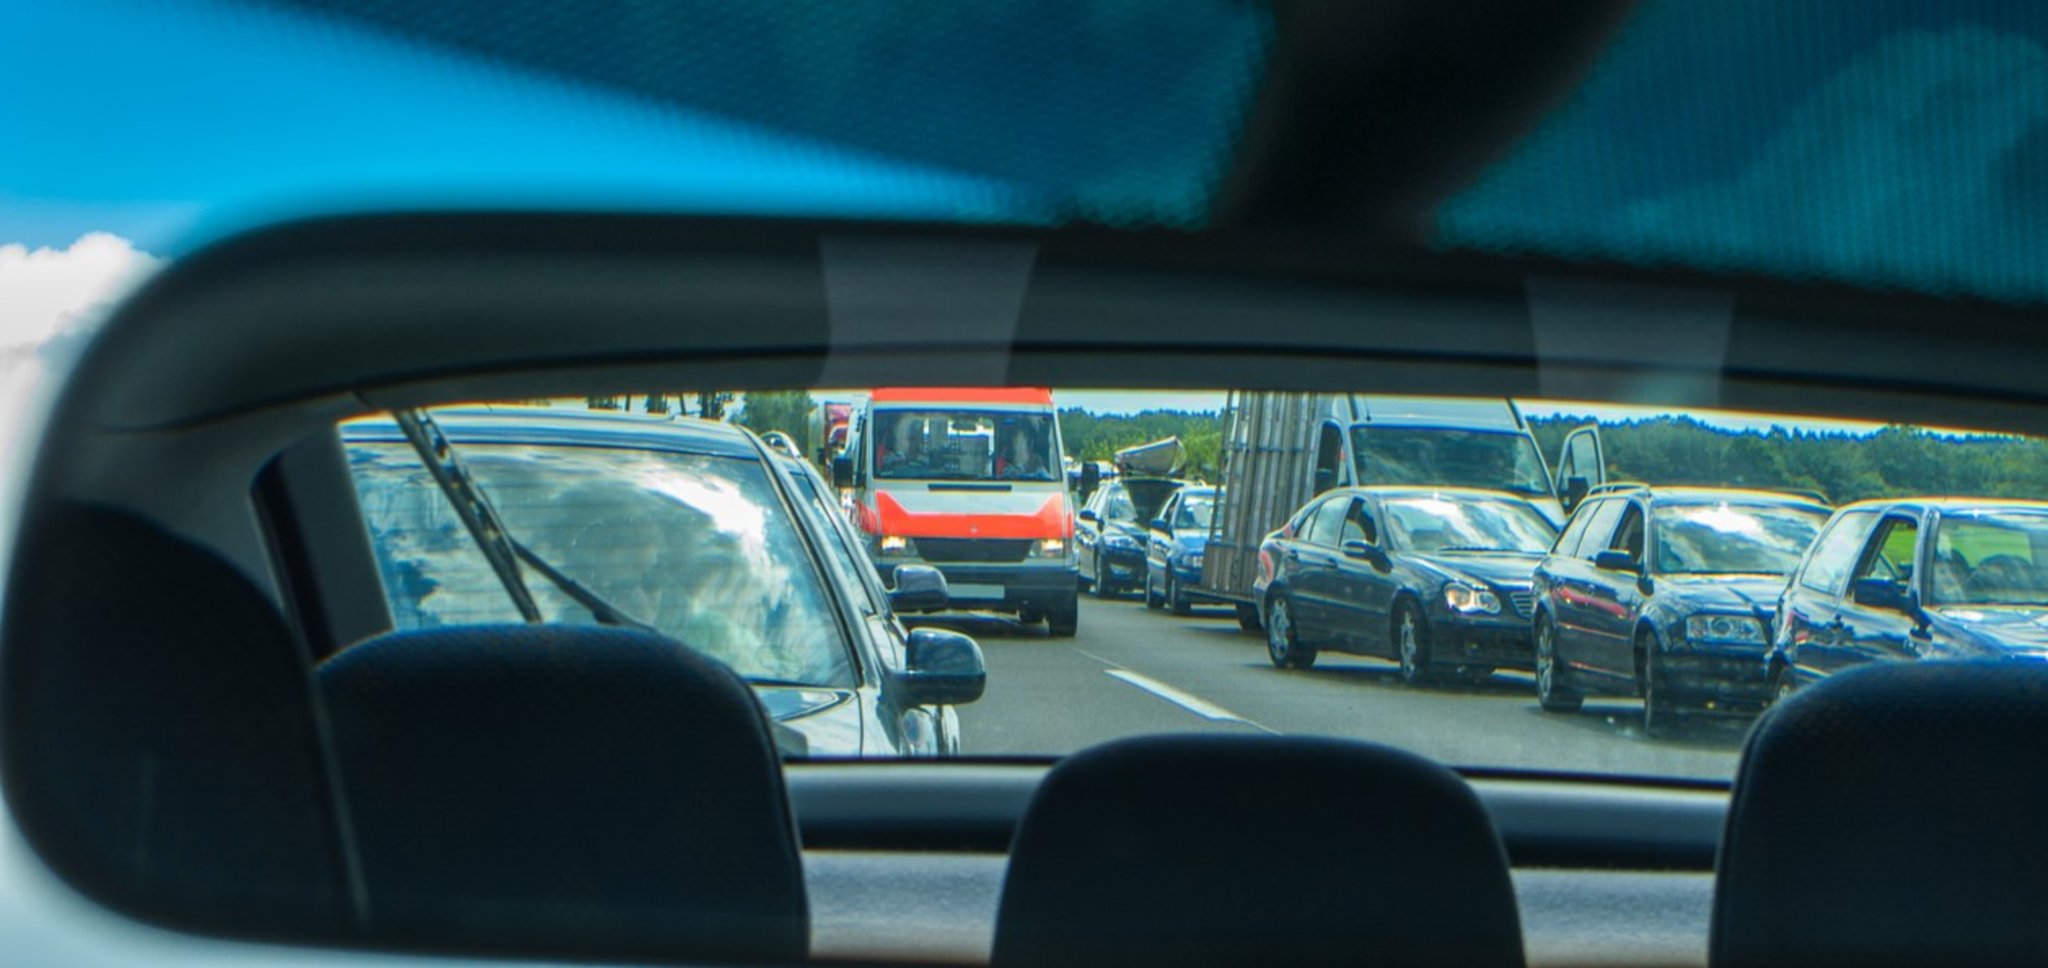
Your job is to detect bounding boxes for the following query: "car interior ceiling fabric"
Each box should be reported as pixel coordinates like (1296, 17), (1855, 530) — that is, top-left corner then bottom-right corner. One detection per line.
(991, 733), (1524, 968)
(314, 624), (808, 964)
(0, 502), (353, 937)
(1712, 660), (2048, 968)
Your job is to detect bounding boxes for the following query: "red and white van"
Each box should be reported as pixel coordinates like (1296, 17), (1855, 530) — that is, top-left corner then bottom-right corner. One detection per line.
(835, 388), (1080, 636)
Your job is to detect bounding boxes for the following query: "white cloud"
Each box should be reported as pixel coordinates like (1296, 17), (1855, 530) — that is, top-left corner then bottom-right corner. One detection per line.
(0, 232), (162, 356)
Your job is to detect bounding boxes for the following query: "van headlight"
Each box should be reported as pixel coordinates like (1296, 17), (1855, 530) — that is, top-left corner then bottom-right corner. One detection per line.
(1443, 583), (1501, 615)
(1685, 614), (1766, 645)
(1032, 538), (1068, 558)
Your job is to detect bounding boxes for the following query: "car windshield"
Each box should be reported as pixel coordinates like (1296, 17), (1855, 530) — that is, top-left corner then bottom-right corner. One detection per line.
(1933, 511), (2048, 607)
(1653, 502), (1828, 576)
(1383, 495), (1557, 554)
(347, 438), (855, 687)
(1352, 427), (1551, 497)
(873, 410), (1059, 481)
(1176, 495), (1216, 530)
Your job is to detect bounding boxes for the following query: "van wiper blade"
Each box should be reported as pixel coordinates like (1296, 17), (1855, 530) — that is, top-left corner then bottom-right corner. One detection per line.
(393, 408), (658, 635)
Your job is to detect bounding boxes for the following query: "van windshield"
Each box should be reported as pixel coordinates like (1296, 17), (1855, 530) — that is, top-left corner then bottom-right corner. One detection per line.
(1351, 427), (1550, 497)
(873, 409), (1059, 482)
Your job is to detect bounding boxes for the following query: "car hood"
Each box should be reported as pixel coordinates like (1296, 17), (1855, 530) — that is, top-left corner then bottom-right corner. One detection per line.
(755, 685), (863, 757)
(1928, 607), (2048, 655)
(1102, 519), (1150, 543)
(1411, 551), (1543, 590)
(1657, 575), (1787, 619)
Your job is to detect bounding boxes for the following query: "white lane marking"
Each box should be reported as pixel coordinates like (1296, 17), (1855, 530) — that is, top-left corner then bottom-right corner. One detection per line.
(1103, 669), (1279, 733)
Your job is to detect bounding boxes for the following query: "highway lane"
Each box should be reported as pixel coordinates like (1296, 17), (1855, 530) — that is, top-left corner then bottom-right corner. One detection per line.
(934, 595), (1747, 780)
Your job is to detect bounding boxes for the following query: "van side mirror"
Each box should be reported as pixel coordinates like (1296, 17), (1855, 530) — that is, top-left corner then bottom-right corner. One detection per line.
(1592, 549), (1637, 573)
(1851, 576), (1915, 614)
(1562, 475), (1590, 511)
(1313, 467), (1336, 495)
(832, 454), (857, 489)
(896, 628), (987, 706)
(888, 565), (950, 613)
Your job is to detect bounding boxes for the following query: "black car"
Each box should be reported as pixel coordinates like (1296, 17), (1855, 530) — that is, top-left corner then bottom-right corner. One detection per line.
(1077, 476), (1185, 599)
(1253, 487), (1558, 684)
(1530, 486), (1829, 735)
(1771, 499), (2048, 697)
(343, 408), (986, 758)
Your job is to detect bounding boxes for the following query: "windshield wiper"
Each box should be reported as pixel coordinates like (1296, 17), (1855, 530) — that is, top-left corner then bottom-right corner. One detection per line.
(393, 408), (659, 635)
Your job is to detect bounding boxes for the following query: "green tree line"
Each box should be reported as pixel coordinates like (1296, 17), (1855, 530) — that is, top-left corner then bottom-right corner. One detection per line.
(1057, 407), (1227, 480)
(1529, 415), (2048, 505)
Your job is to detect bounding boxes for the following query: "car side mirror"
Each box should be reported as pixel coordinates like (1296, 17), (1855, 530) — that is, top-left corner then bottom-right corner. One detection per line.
(897, 627), (987, 706)
(831, 454), (857, 489)
(1562, 475), (1590, 512)
(888, 565), (950, 614)
(1851, 576), (1915, 614)
(1592, 549), (1637, 572)
(1150, 517), (1170, 532)
(1342, 539), (1390, 569)
(1077, 508), (1099, 524)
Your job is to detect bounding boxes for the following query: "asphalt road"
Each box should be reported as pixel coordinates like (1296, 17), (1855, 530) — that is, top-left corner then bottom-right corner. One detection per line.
(928, 595), (1747, 781)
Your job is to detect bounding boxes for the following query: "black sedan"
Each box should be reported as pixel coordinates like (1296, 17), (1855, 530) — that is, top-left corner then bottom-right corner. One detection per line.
(1078, 476), (1185, 599)
(1252, 487), (1558, 685)
(342, 408), (986, 758)
(1771, 498), (2048, 698)
(1530, 486), (1828, 735)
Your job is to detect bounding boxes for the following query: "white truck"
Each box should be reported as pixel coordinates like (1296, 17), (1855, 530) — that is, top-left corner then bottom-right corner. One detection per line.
(1199, 393), (1603, 630)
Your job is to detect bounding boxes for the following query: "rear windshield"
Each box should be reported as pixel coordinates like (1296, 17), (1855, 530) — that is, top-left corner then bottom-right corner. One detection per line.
(348, 441), (856, 687)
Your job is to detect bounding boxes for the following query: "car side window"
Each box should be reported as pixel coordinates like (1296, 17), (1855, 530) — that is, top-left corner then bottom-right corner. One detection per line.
(1573, 499), (1627, 560)
(1798, 510), (1878, 595)
(1853, 515), (1920, 586)
(1339, 500), (1376, 546)
(1105, 486), (1138, 523)
(1552, 498), (1603, 557)
(1610, 503), (1646, 562)
(1310, 497), (1353, 547)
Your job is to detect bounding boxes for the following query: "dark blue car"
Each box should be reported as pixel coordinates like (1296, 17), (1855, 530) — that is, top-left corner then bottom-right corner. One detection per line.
(1078, 476), (1185, 599)
(1254, 487), (1558, 685)
(1771, 499), (2048, 699)
(1144, 486), (1217, 615)
(1530, 487), (1828, 736)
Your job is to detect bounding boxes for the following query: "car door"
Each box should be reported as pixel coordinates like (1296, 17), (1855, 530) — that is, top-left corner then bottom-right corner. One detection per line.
(1553, 424), (1606, 515)
(1147, 491), (1179, 575)
(1288, 496), (1353, 638)
(1330, 496), (1398, 655)
(1077, 482), (1111, 577)
(1830, 511), (1926, 672)
(1550, 498), (1626, 678)
(1585, 500), (1650, 680)
(1778, 509), (1880, 686)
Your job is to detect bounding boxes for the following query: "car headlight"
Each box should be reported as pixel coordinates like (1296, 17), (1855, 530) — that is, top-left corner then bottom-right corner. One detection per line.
(1032, 537), (1068, 558)
(1187, 553), (1204, 569)
(1104, 533), (1140, 551)
(1443, 583), (1501, 615)
(1685, 614), (1766, 645)
(876, 534), (914, 557)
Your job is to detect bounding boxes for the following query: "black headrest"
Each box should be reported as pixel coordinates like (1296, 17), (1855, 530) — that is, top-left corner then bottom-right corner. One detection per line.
(1, 502), (349, 935)
(317, 624), (807, 963)
(993, 734), (1523, 968)
(1713, 661), (2048, 968)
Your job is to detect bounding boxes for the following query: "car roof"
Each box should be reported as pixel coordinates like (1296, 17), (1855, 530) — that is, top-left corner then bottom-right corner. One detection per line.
(340, 407), (764, 461)
(1833, 496), (2048, 514)
(1596, 486), (1831, 512)
(1336, 486), (1539, 504)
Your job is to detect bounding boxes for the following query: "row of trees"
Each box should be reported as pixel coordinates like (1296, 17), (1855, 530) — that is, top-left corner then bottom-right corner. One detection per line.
(1055, 407), (1227, 480)
(1529, 415), (2048, 504)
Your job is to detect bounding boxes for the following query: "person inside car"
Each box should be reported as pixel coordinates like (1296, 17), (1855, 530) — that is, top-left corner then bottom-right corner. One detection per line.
(995, 426), (1052, 480)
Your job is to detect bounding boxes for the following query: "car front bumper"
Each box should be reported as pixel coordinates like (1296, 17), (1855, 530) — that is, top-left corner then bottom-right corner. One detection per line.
(878, 561), (1079, 612)
(1657, 645), (1773, 708)
(1427, 609), (1537, 670)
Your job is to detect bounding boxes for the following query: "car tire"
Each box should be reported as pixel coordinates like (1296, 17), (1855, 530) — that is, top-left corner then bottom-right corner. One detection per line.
(1235, 603), (1262, 634)
(1534, 613), (1583, 713)
(1167, 571), (1193, 616)
(1093, 554), (1115, 600)
(1145, 571), (1165, 610)
(1265, 595), (1316, 669)
(1640, 632), (1680, 738)
(1047, 599), (1079, 638)
(1396, 601), (1435, 686)
(1768, 662), (1798, 708)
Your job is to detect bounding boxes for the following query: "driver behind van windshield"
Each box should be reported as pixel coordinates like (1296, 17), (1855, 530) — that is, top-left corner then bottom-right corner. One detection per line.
(874, 410), (1058, 481)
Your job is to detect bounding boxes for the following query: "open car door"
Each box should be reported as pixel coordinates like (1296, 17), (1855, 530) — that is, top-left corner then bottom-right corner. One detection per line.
(1554, 424), (1606, 514)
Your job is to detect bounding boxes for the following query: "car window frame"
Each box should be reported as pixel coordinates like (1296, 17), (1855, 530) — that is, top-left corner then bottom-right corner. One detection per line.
(1310, 495), (1355, 548)
(1852, 512), (1923, 590)
(1797, 508), (1880, 596)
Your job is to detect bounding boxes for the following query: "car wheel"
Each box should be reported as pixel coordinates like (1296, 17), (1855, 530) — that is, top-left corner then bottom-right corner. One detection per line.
(1235, 603), (1262, 634)
(1168, 571), (1192, 616)
(1534, 614), (1583, 713)
(1640, 632), (1680, 738)
(1769, 663), (1798, 708)
(1395, 601), (1435, 686)
(1145, 571), (1164, 610)
(1265, 596), (1316, 669)
(1046, 600), (1079, 638)
(1093, 553), (1115, 599)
